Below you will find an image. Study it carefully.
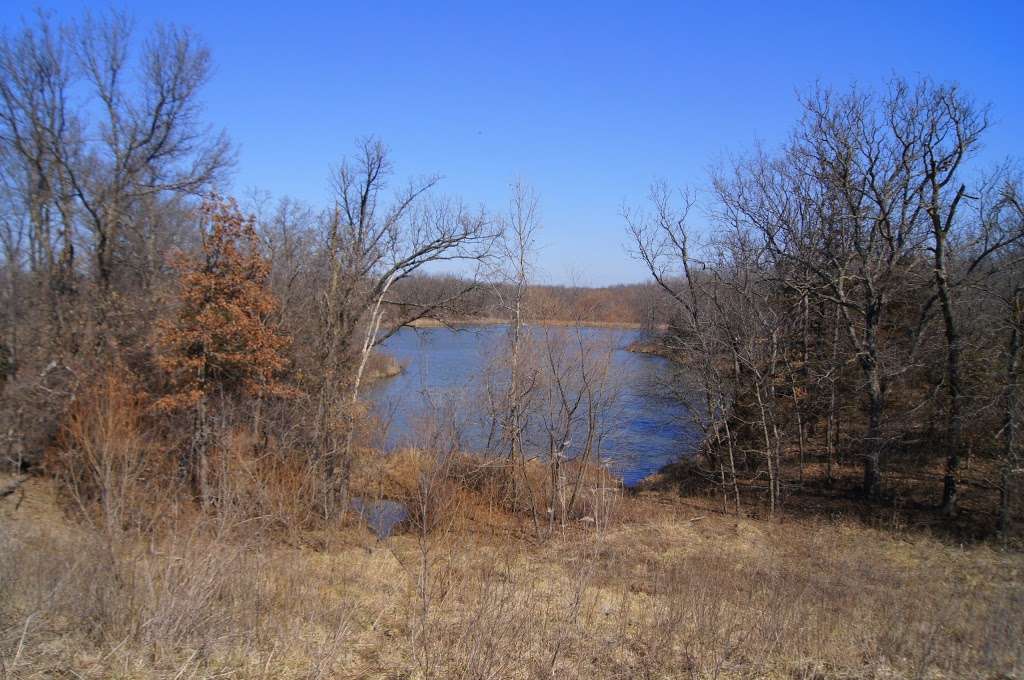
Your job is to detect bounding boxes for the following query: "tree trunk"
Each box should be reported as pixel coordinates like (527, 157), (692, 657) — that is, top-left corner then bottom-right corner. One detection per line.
(940, 325), (964, 516)
(934, 218), (964, 516)
(189, 393), (211, 505)
(999, 299), (1022, 540)
(754, 382), (776, 516)
(826, 304), (840, 486)
(860, 391), (884, 497)
(723, 416), (741, 515)
(860, 301), (884, 499)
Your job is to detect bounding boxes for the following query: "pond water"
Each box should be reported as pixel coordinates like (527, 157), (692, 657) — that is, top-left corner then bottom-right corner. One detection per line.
(367, 325), (699, 487)
(350, 496), (409, 539)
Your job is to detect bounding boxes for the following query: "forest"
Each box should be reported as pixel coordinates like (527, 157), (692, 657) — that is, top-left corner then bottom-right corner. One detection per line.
(1, 9), (1022, 679)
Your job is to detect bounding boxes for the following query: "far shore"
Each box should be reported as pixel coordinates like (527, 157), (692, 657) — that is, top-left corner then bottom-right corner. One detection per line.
(407, 317), (659, 331)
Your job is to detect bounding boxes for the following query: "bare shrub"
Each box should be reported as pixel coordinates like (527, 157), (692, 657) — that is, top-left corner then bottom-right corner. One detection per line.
(47, 368), (178, 536)
(200, 427), (324, 536)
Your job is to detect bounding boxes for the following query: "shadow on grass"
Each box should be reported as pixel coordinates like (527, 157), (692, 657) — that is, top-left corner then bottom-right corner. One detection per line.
(635, 444), (1020, 546)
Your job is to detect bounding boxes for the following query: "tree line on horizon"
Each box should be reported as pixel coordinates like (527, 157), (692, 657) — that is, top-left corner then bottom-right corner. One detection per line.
(388, 273), (669, 326)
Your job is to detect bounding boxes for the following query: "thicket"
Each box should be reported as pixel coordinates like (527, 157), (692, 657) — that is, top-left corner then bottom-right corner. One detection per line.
(628, 79), (1024, 539)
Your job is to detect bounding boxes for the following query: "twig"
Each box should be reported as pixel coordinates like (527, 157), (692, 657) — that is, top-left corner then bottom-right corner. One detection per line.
(0, 475), (27, 500)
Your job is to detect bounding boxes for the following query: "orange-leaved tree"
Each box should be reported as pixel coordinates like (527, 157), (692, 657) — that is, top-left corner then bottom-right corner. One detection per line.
(155, 197), (295, 496)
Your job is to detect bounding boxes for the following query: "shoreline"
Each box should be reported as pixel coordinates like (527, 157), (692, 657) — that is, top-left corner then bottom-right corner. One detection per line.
(363, 353), (405, 383)
(407, 317), (654, 330)
(624, 337), (677, 359)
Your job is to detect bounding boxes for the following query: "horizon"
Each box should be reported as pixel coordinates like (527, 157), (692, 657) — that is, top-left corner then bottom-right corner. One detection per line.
(2, 1), (1022, 285)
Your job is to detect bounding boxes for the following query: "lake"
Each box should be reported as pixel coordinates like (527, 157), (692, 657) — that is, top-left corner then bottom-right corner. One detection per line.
(368, 324), (699, 486)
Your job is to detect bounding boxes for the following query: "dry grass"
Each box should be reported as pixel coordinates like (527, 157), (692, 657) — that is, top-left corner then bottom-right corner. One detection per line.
(641, 449), (1024, 546)
(363, 352), (404, 382)
(349, 446), (624, 538)
(2, 470), (1022, 679)
(7, 382), (1005, 674)
(4, 373), (1020, 678)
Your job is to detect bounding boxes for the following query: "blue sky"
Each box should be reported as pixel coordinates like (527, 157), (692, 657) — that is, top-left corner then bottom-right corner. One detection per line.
(3, 1), (1022, 284)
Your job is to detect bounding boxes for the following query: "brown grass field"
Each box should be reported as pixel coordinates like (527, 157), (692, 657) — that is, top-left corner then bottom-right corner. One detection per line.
(2, 446), (1022, 679)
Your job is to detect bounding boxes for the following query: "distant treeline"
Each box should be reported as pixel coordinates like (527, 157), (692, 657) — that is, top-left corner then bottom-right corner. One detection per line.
(389, 275), (671, 327)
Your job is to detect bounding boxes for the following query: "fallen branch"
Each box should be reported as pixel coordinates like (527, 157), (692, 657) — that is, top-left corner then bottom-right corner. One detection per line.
(0, 475), (27, 500)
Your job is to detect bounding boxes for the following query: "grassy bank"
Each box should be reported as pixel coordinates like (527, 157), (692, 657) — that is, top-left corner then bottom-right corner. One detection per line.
(2, 462), (1022, 679)
(363, 352), (404, 382)
(625, 337), (677, 358)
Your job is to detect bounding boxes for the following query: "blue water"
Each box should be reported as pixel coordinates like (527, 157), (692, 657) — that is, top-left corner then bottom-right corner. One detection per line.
(350, 497), (409, 538)
(367, 325), (698, 486)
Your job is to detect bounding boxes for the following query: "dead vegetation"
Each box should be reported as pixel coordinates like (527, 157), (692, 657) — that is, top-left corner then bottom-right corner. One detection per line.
(2, 468), (1022, 679)
(640, 445), (1024, 546)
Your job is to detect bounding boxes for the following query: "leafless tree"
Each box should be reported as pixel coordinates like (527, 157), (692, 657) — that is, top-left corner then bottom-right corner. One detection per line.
(0, 11), (79, 357)
(314, 137), (495, 516)
(627, 184), (743, 514)
(715, 84), (936, 498)
(476, 180), (545, 526)
(64, 12), (233, 329)
(535, 323), (618, 530)
(0, 10), (232, 472)
(987, 181), (1024, 539)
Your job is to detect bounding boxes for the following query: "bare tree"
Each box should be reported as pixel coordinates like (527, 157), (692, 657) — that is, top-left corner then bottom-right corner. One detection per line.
(62, 11), (233, 331)
(0, 11), (78, 357)
(632, 78), (1022, 519)
(991, 182), (1024, 539)
(314, 137), (494, 516)
(477, 180), (545, 527)
(0, 10), (232, 473)
(627, 184), (743, 514)
(536, 322), (618, 530)
(496, 180), (539, 466)
(715, 84), (938, 498)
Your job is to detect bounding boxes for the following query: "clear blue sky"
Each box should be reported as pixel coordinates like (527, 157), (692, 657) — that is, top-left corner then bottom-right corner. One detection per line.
(3, 1), (1022, 284)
